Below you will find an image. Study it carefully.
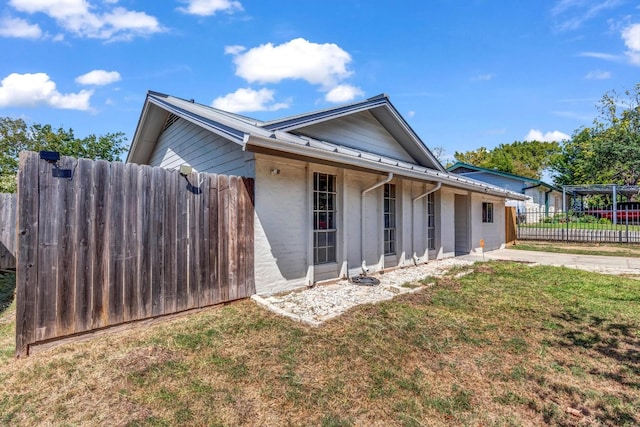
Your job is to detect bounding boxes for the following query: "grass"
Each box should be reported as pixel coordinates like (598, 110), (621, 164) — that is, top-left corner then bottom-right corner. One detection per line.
(520, 222), (640, 231)
(0, 262), (639, 425)
(510, 240), (640, 258)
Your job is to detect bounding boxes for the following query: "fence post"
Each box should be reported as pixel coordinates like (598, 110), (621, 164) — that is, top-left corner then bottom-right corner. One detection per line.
(625, 205), (629, 243)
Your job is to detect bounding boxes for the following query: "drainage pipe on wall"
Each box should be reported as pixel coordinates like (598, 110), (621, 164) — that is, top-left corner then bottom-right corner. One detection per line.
(361, 172), (393, 274)
(411, 182), (441, 265)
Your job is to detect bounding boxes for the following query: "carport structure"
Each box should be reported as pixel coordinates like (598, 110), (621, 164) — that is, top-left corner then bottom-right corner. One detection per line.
(563, 184), (640, 225)
(517, 184), (640, 243)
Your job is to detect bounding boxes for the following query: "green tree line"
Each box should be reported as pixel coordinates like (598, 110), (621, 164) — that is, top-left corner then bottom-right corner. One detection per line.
(453, 84), (640, 186)
(0, 117), (127, 193)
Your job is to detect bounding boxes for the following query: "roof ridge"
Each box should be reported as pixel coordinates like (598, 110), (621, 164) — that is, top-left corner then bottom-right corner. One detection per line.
(147, 91), (265, 126)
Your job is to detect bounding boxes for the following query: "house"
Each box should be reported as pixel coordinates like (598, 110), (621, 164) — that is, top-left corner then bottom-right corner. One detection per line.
(447, 162), (565, 218)
(127, 92), (527, 295)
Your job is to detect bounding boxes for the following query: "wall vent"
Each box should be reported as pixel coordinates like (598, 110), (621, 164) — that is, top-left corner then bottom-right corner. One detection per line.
(162, 113), (179, 133)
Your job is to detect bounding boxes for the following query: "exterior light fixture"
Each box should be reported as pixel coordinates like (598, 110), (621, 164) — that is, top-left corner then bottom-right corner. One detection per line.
(39, 151), (61, 163)
(39, 151), (72, 178)
(179, 164), (201, 194)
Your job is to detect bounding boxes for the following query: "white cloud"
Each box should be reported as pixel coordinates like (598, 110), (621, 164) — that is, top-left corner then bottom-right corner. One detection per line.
(551, 0), (623, 32)
(224, 44), (245, 55)
(7, 0), (164, 41)
(212, 87), (289, 113)
(622, 23), (640, 65)
(178, 0), (243, 16)
(471, 73), (495, 81)
(230, 38), (353, 88)
(0, 16), (42, 38)
(0, 72), (92, 110)
(75, 70), (121, 85)
(584, 69), (611, 79)
(524, 129), (570, 142)
(324, 84), (364, 103)
(407, 111), (415, 118)
(622, 23), (640, 50)
(577, 51), (621, 61)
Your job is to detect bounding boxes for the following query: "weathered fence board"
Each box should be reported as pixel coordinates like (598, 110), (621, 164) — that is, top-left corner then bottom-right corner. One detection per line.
(505, 207), (517, 245)
(16, 151), (255, 356)
(0, 193), (16, 269)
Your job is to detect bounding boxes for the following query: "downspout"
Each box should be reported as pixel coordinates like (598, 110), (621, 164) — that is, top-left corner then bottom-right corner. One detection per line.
(544, 188), (553, 216)
(361, 173), (393, 274)
(411, 182), (441, 265)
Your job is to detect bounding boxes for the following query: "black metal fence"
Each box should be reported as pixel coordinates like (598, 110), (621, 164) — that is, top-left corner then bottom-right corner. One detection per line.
(516, 204), (640, 243)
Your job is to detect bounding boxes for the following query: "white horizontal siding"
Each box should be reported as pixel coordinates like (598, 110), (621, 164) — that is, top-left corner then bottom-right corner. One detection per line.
(148, 118), (254, 177)
(296, 111), (415, 163)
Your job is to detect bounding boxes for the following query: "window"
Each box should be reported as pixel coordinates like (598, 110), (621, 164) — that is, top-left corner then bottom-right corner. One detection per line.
(384, 184), (396, 255)
(427, 192), (435, 250)
(313, 173), (337, 264)
(482, 202), (494, 223)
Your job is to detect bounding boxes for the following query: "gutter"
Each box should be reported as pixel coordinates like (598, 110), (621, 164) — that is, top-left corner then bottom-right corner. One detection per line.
(361, 173), (393, 274)
(522, 183), (544, 192)
(244, 135), (528, 201)
(411, 182), (441, 265)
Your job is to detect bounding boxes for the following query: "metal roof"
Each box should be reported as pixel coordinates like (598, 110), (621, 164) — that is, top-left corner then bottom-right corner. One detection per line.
(563, 184), (640, 198)
(447, 161), (562, 192)
(127, 91), (528, 201)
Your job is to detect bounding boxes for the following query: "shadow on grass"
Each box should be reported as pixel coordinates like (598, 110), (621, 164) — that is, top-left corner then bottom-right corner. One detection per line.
(550, 310), (640, 424)
(0, 271), (16, 314)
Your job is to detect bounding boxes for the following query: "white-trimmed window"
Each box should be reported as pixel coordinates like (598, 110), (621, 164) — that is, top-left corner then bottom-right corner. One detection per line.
(427, 192), (435, 250)
(313, 173), (337, 264)
(482, 202), (494, 223)
(384, 184), (396, 255)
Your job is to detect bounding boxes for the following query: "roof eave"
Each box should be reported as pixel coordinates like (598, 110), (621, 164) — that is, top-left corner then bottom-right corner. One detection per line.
(126, 95), (153, 164)
(147, 95), (246, 144)
(245, 135), (527, 201)
(264, 95), (446, 173)
(448, 161), (560, 191)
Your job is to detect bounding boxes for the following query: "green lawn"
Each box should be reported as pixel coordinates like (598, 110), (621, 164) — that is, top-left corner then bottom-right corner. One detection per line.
(1, 262), (639, 426)
(520, 222), (640, 231)
(511, 241), (640, 258)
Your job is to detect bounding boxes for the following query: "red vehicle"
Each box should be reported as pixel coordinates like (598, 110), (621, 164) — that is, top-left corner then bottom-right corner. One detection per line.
(586, 202), (640, 222)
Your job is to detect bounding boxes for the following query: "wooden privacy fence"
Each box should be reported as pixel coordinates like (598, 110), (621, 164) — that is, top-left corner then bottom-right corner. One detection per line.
(505, 206), (517, 245)
(16, 151), (255, 356)
(0, 193), (16, 269)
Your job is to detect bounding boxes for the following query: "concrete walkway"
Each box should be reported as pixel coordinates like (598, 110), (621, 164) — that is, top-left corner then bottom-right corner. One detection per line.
(461, 248), (640, 276)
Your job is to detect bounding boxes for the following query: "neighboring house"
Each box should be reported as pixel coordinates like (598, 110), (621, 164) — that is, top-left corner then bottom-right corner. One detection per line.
(447, 162), (565, 217)
(127, 92), (527, 295)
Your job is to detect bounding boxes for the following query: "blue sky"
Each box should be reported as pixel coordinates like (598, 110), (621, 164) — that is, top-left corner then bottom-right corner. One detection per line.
(1, 0), (639, 162)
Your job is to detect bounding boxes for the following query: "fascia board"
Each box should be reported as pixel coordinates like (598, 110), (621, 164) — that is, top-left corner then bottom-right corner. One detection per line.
(262, 98), (388, 131)
(126, 98), (152, 163)
(246, 135), (528, 201)
(148, 96), (246, 144)
(371, 105), (447, 173)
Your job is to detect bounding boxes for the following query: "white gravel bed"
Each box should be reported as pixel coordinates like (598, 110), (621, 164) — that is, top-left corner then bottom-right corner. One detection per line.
(252, 258), (474, 327)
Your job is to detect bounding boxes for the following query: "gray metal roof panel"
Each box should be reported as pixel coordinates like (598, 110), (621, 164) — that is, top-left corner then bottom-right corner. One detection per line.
(246, 132), (527, 200)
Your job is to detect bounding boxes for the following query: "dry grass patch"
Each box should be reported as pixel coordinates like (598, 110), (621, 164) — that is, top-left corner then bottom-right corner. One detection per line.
(0, 262), (639, 426)
(511, 240), (640, 258)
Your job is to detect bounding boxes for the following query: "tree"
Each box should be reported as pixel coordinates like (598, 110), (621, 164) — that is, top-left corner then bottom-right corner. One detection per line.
(429, 145), (450, 166)
(0, 117), (127, 192)
(454, 140), (560, 179)
(453, 146), (491, 167)
(551, 84), (640, 186)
